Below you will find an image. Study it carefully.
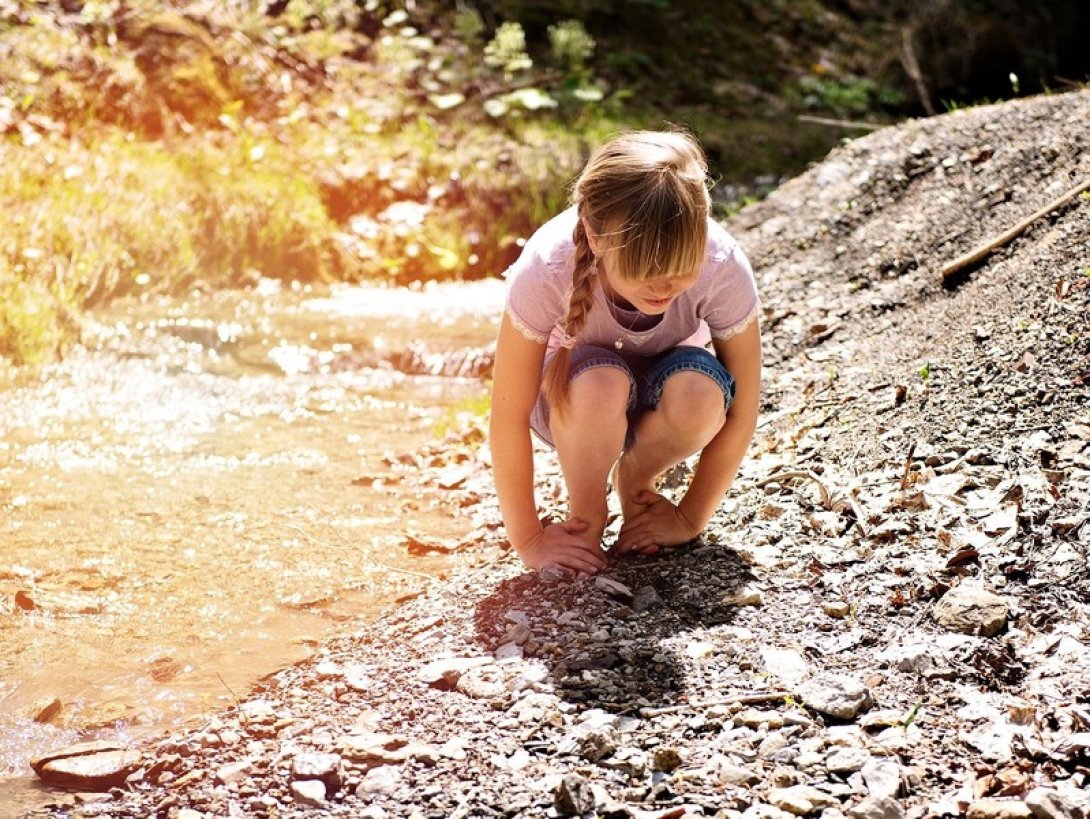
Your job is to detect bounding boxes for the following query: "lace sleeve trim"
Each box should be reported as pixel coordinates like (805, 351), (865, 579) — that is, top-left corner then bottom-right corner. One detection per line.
(709, 303), (760, 341)
(505, 306), (551, 345)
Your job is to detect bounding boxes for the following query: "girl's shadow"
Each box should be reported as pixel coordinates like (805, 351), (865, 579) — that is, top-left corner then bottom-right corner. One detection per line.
(472, 542), (755, 712)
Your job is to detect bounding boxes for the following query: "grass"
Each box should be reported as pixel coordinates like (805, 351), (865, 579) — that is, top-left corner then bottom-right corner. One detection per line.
(0, 129), (349, 360)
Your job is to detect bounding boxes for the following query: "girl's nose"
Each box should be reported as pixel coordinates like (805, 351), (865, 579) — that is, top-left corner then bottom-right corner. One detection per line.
(648, 281), (672, 297)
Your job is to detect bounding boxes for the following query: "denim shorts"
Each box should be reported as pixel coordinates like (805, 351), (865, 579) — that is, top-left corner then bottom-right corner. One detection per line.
(530, 345), (736, 449)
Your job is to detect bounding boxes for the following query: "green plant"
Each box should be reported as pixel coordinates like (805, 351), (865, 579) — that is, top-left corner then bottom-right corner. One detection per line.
(484, 21), (532, 80)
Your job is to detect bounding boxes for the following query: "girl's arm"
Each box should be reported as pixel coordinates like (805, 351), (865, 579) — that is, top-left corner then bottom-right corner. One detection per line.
(489, 314), (607, 573)
(677, 318), (762, 529)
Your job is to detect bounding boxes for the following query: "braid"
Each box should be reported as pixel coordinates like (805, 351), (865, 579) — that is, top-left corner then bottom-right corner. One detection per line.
(542, 218), (598, 417)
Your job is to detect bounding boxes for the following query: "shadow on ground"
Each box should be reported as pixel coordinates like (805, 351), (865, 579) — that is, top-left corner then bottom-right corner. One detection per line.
(472, 542), (754, 712)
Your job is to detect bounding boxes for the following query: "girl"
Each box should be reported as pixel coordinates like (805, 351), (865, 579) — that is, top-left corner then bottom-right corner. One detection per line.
(490, 130), (761, 574)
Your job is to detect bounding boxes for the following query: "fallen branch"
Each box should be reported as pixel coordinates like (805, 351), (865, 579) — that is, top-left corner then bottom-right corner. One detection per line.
(755, 469), (834, 509)
(798, 114), (884, 131)
(941, 176), (1090, 282)
(639, 690), (793, 717)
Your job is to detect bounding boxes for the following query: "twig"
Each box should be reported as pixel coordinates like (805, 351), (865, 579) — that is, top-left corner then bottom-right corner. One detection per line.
(639, 691), (793, 717)
(941, 176), (1090, 282)
(899, 442), (917, 491)
(367, 558), (439, 581)
(798, 114), (884, 131)
(899, 26), (935, 116)
(216, 672), (242, 714)
(755, 470), (834, 509)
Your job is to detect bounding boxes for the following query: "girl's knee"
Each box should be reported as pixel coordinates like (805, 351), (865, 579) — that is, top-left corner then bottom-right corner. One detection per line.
(659, 371), (727, 430)
(567, 366), (631, 416)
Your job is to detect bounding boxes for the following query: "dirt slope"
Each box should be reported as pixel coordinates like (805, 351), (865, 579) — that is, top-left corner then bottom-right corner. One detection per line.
(25, 93), (1090, 819)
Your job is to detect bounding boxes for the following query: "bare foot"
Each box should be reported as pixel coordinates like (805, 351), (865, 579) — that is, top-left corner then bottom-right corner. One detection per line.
(612, 452), (657, 525)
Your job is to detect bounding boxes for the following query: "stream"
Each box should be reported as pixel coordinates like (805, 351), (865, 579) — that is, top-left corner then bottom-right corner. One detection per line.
(0, 278), (504, 812)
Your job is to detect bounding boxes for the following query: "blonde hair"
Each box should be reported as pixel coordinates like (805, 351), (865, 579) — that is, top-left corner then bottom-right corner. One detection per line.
(543, 130), (711, 415)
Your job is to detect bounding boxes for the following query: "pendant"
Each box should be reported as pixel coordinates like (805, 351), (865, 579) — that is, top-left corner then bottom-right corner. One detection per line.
(614, 338), (623, 350)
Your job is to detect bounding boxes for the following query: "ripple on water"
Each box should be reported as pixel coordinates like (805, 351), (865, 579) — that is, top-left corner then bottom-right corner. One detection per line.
(0, 280), (501, 792)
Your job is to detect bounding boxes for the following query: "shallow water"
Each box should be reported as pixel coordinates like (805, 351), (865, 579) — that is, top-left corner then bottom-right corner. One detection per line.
(0, 279), (504, 810)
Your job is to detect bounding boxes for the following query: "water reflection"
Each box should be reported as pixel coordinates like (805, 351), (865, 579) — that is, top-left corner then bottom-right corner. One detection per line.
(0, 279), (504, 796)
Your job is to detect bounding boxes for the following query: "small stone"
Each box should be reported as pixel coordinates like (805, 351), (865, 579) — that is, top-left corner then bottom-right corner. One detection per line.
(827, 746), (871, 774)
(594, 575), (634, 600)
(291, 779), (327, 807)
(742, 803), (797, 819)
(769, 785), (841, 815)
(723, 584), (764, 607)
(823, 601), (852, 618)
(456, 664), (509, 699)
(356, 766), (401, 796)
(967, 799), (1034, 819)
(1025, 789), (1085, 819)
(847, 796), (905, 819)
(714, 759), (761, 787)
(29, 697), (64, 724)
(651, 746), (683, 772)
(503, 622), (533, 645)
(798, 675), (874, 720)
(735, 708), (785, 729)
(291, 752), (342, 792)
(932, 585), (1010, 637)
(861, 760), (902, 799)
(315, 660), (342, 679)
(417, 656), (492, 689)
(31, 741), (143, 791)
(494, 642), (524, 660)
(632, 585), (663, 613)
(215, 760), (251, 785)
(555, 773), (597, 816)
(576, 728), (617, 762)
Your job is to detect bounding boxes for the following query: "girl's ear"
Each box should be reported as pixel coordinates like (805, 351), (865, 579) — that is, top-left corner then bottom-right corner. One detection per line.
(582, 219), (601, 256)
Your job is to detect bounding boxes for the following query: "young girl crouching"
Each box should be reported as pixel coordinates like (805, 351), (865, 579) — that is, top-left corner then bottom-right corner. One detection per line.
(490, 130), (762, 574)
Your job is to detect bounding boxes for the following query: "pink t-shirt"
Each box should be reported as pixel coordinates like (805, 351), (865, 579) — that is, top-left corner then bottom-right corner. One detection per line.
(504, 207), (760, 356)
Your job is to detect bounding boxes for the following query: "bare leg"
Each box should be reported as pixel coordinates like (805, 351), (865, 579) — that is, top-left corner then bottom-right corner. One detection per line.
(614, 371), (727, 522)
(549, 367), (630, 547)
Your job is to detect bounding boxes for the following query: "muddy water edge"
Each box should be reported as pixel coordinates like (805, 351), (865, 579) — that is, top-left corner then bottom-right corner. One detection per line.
(0, 279), (505, 813)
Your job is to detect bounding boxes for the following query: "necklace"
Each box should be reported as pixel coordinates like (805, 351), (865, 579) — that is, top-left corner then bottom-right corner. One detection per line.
(600, 277), (646, 351)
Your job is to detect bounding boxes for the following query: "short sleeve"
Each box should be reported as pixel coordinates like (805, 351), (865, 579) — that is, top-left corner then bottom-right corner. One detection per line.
(502, 218), (573, 345)
(702, 241), (760, 340)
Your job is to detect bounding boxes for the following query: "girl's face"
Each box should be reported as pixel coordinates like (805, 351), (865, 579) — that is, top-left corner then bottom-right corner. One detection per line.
(600, 262), (699, 315)
(586, 221), (700, 314)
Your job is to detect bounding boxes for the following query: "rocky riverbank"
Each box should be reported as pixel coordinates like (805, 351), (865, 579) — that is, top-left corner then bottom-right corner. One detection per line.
(22, 90), (1090, 819)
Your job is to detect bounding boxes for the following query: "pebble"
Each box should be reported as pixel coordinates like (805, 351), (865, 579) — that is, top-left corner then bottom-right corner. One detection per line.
(1025, 789), (1086, 819)
(861, 760), (902, 799)
(798, 675), (874, 720)
(823, 601), (852, 618)
(967, 799), (1034, 819)
(651, 746), (683, 772)
(932, 585), (1010, 636)
(723, 584), (764, 606)
(291, 779), (327, 807)
(291, 752), (342, 791)
(554, 773), (597, 815)
(632, 585), (663, 612)
(826, 746), (871, 774)
(847, 795), (905, 819)
(214, 760), (251, 785)
(768, 784), (841, 815)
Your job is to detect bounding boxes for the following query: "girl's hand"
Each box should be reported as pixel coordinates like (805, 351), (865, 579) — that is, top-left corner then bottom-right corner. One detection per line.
(615, 490), (700, 555)
(516, 518), (607, 575)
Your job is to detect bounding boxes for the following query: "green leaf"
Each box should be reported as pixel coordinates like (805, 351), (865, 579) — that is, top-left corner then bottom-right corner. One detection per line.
(428, 93), (465, 111)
